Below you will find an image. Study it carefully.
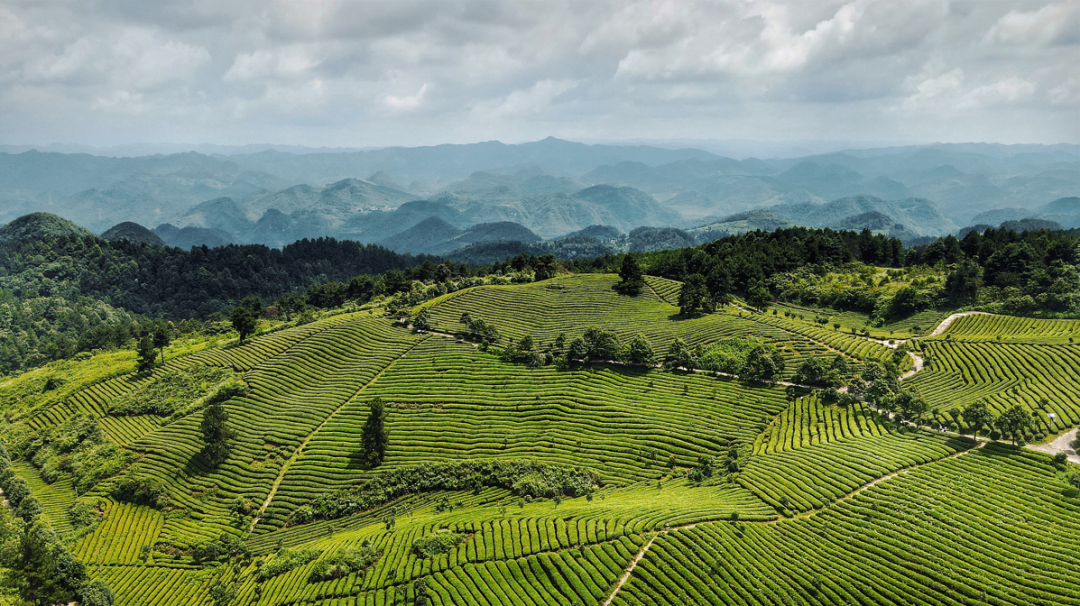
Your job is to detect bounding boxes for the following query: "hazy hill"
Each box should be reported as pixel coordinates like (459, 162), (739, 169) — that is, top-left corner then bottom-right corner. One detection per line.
(4, 140), (1077, 244)
(687, 210), (796, 243)
(153, 224), (234, 249)
(100, 222), (166, 247)
(967, 196), (1080, 230)
(378, 217), (541, 256)
(768, 195), (957, 237)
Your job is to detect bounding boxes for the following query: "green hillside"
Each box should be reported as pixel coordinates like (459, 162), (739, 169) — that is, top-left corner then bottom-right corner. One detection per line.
(0, 269), (1077, 606)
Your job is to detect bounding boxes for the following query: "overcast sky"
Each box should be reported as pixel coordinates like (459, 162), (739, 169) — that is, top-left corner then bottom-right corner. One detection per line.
(1, 0), (1078, 149)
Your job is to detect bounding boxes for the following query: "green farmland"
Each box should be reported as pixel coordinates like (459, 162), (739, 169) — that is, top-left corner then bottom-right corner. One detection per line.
(2, 273), (1078, 606)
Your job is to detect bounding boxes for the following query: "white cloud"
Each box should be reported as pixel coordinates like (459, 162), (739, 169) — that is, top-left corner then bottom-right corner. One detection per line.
(986, 1), (1080, 46)
(473, 80), (577, 120)
(384, 83), (427, 110)
(0, 0), (1075, 147)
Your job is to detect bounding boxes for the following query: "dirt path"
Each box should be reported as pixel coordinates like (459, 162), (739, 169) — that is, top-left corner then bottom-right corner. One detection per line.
(1026, 427), (1080, 464)
(601, 441), (983, 604)
(602, 534), (660, 605)
(900, 351), (924, 380)
(248, 337), (429, 532)
(929, 311), (991, 336)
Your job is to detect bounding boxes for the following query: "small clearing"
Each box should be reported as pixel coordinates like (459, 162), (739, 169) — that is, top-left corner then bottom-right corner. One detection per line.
(1027, 427), (1080, 464)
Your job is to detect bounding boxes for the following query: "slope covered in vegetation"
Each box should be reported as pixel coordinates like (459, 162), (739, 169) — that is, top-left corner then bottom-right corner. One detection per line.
(0, 264), (1076, 605)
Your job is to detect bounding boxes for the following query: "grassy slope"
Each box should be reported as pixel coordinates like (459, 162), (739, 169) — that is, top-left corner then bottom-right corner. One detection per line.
(0, 274), (1077, 605)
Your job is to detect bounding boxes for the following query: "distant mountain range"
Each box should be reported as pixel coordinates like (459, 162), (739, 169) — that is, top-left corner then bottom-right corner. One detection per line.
(1, 138), (1076, 254)
(967, 197), (1080, 230)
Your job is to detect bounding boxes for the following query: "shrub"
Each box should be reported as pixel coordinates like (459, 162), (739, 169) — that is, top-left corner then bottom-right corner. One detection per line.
(308, 545), (380, 582)
(257, 548), (321, 581)
(412, 530), (465, 558)
(111, 473), (169, 508)
(304, 460), (599, 524)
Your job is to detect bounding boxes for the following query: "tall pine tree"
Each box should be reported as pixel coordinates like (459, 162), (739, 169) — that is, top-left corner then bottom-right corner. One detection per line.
(136, 336), (157, 373)
(362, 397), (389, 467)
(616, 255), (645, 294)
(200, 404), (235, 467)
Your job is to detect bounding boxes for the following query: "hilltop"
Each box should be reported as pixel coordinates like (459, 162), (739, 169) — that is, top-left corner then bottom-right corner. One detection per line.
(0, 212), (93, 243)
(101, 222), (167, 247)
(0, 263), (1076, 605)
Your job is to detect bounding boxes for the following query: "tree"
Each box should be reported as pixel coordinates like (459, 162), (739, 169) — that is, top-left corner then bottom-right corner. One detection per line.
(996, 404), (1034, 445)
(705, 264), (733, 307)
(534, 254), (557, 281)
(894, 391), (928, 422)
(741, 345), (785, 383)
(567, 337), (589, 360)
(413, 578), (430, 606)
(945, 259), (981, 303)
(745, 283), (772, 310)
(209, 580), (237, 606)
(78, 580), (115, 606)
(231, 307), (257, 344)
(10, 522), (78, 606)
(678, 274), (710, 316)
(793, 357), (842, 388)
(626, 335), (656, 365)
(582, 327), (623, 360)
(961, 400), (995, 435)
(136, 336), (157, 373)
(663, 338), (696, 370)
(241, 295), (264, 318)
(616, 255), (645, 294)
(152, 322), (171, 365)
(413, 308), (432, 331)
(201, 404), (235, 467)
(362, 397), (389, 466)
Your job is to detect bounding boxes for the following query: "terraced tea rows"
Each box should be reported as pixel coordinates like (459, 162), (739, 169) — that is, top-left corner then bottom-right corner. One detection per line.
(11, 460), (77, 537)
(934, 313), (1080, 343)
(116, 314), (422, 543)
(612, 445), (1080, 606)
(751, 312), (902, 367)
(752, 395), (890, 455)
(74, 501), (165, 565)
(423, 274), (777, 353)
(908, 340), (1080, 432)
(1, 273), (1076, 606)
(738, 432), (971, 513)
(268, 337), (789, 525)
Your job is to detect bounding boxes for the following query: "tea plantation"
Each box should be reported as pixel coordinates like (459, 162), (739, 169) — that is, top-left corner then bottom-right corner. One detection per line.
(1, 273), (1077, 606)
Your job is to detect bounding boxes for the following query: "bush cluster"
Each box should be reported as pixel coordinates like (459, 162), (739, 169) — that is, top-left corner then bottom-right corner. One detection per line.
(296, 460), (599, 526)
(665, 338), (785, 383)
(308, 544), (380, 582)
(412, 530), (466, 558)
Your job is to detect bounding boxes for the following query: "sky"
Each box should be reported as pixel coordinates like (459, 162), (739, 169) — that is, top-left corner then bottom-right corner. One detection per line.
(1, 0), (1078, 149)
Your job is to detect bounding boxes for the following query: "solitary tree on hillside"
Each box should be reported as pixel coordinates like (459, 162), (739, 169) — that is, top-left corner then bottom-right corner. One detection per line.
(152, 322), (171, 364)
(201, 404), (235, 467)
(231, 307), (257, 344)
(616, 255), (645, 294)
(362, 397), (389, 467)
(627, 335), (656, 365)
(961, 400), (996, 436)
(678, 274), (710, 316)
(996, 405), (1034, 446)
(534, 254), (557, 281)
(745, 283), (772, 310)
(241, 295), (264, 318)
(136, 336), (157, 373)
(413, 308), (432, 331)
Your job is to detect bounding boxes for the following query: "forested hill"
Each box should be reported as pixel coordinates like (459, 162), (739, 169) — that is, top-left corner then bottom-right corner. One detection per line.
(0, 213), (437, 319)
